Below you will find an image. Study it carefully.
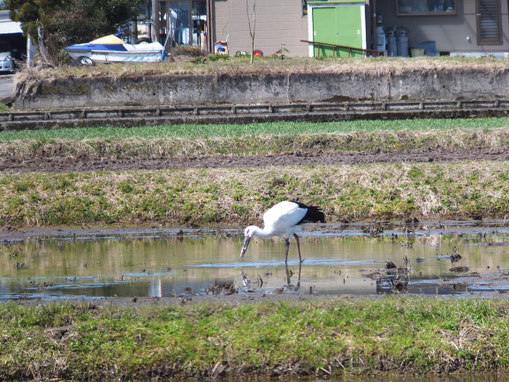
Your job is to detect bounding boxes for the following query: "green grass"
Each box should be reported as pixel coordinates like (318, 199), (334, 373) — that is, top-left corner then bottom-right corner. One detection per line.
(0, 162), (507, 227)
(1, 117), (509, 141)
(1, 297), (509, 379)
(0, 119), (507, 228)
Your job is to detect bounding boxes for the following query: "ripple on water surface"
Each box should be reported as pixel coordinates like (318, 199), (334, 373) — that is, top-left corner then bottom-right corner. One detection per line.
(0, 221), (508, 301)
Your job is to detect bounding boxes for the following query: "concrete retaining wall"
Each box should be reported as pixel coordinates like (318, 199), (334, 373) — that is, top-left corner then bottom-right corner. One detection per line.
(15, 69), (509, 109)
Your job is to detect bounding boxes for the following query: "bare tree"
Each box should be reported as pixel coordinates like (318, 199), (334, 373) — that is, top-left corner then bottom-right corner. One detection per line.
(246, 0), (256, 64)
(37, 27), (51, 64)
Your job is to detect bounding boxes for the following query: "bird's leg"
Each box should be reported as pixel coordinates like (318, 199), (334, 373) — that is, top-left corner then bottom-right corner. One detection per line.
(293, 234), (303, 290)
(284, 237), (291, 285)
(294, 234), (303, 263)
(295, 259), (302, 291)
(285, 261), (291, 286)
(284, 236), (290, 265)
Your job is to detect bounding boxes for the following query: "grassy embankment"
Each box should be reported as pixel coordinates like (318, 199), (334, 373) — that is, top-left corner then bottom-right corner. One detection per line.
(16, 55), (509, 81)
(15, 55), (509, 102)
(0, 118), (508, 228)
(1, 298), (509, 379)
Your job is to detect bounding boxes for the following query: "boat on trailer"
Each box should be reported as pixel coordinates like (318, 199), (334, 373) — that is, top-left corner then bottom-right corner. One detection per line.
(65, 35), (166, 65)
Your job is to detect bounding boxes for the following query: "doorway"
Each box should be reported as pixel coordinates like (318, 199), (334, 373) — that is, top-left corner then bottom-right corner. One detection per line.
(476, 0), (502, 45)
(308, 1), (366, 57)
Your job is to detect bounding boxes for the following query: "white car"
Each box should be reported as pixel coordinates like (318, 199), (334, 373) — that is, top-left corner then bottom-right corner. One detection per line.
(0, 52), (14, 73)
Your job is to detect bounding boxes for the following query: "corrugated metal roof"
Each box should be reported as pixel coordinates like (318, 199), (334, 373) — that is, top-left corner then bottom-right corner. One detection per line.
(0, 20), (22, 35)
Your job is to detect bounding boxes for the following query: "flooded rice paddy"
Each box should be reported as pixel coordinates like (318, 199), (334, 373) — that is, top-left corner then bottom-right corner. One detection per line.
(0, 221), (508, 302)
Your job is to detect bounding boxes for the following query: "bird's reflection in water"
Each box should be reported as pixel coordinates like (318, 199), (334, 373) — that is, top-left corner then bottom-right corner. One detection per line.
(240, 260), (302, 294)
(285, 260), (302, 291)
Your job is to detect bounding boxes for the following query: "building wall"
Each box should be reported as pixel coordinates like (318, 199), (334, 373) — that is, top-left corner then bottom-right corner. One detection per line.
(377, 0), (509, 53)
(213, 0), (309, 56)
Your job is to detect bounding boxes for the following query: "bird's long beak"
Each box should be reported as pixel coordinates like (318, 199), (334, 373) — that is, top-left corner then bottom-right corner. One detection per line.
(240, 236), (251, 259)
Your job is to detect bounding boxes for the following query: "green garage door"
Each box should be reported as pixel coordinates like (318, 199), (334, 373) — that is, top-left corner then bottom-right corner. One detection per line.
(312, 5), (363, 57)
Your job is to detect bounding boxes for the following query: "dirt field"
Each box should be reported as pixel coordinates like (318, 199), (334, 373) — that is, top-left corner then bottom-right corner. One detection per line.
(1, 146), (508, 173)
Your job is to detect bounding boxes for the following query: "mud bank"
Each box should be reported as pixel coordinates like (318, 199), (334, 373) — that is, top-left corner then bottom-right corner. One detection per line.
(15, 68), (509, 109)
(1, 147), (509, 173)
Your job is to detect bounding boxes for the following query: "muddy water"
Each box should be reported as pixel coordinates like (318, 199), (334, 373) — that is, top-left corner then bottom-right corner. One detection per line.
(314, 376), (509, 382)
(0, 222), (508, 301)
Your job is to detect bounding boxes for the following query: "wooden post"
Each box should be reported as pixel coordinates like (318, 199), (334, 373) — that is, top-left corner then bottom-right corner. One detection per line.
(151, 0), (160, 43)
(130, 20), (138, 44)
(206, 0), (215, 54)
(160, 1), (166, 43)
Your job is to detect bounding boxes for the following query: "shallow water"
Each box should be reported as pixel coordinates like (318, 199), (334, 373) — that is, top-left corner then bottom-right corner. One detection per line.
(0, 221), (508, 301)
(315, 376), (509, 382)
(219, 375), (509, 382)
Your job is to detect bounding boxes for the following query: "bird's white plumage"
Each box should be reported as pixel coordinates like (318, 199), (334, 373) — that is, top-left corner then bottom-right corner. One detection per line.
(262, 201), (307, 237)
(240, 200), (323, 260)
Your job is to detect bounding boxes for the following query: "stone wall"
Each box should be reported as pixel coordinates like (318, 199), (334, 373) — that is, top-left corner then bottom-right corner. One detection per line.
(15, 69), (509, 109)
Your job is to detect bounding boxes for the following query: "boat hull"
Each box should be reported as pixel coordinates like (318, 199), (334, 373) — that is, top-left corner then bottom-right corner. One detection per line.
(65, 38), (166, 64)
(67, 49), (163, 63)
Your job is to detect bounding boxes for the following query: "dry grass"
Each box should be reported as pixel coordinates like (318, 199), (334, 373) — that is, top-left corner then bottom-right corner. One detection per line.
(14, 56), (509, 85)
(0, 161), (507, 227)
(0, 129), (507, 160)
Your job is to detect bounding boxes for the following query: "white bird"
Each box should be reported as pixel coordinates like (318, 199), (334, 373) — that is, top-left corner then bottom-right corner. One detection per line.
(240, 201), (325, 263)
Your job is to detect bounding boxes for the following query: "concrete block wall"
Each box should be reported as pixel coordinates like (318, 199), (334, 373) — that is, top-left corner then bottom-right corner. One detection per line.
(16, 69), (509, 109)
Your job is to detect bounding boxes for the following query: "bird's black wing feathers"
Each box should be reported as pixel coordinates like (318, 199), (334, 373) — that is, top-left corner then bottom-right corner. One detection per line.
(292, 201), (326, 224)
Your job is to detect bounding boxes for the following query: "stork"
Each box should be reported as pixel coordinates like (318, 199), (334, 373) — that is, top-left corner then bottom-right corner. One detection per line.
(240, 201), (325, 265)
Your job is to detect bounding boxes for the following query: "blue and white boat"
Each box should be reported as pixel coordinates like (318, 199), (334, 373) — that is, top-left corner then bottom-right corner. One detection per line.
(65, 35), (166, 65)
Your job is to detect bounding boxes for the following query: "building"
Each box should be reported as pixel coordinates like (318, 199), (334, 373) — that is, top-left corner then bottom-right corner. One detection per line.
(0, 9), (38, 65)
(376, 0), (509, 57)
(150, 0), (509, 58)
(0, 10), (25, 61)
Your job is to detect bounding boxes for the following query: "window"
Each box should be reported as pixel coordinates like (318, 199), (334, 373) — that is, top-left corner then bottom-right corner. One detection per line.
(166, 0), (206, 47)
(169, 1), (191, 46)
(476, 0), (502, 44)
(396, 0), (456, 15)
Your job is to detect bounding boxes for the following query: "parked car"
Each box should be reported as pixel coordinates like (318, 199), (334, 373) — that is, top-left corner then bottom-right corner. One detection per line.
(0, 52), (14, 73)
